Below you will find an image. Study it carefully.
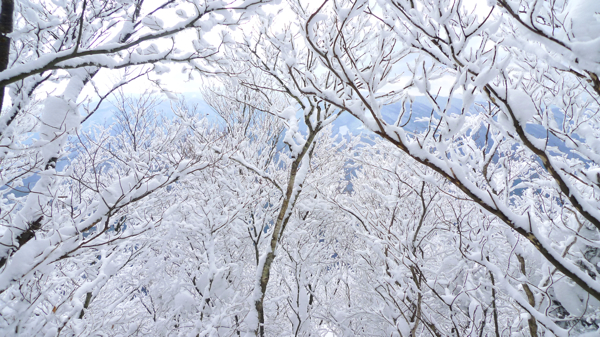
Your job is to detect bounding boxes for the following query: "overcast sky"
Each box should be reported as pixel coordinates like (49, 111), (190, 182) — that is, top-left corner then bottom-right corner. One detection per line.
(73, 0), (494, 107)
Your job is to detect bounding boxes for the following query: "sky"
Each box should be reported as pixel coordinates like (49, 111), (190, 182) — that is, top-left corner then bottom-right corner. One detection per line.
(71, 0), (495, 117)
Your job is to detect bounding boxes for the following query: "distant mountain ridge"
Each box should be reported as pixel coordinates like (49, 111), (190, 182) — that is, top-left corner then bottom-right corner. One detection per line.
(5, 94), (583, 199)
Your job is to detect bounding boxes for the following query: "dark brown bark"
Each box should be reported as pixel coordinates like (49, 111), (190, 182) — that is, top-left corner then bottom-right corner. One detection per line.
(0, 0), (14, 111)
(486, 257), (501, 337)
(78, 292), (93, 319)
(255, 127), (319, 337)
(0, 216), (42, 269)
(516, 254), (539, 337)
(588, 72), (600, 97)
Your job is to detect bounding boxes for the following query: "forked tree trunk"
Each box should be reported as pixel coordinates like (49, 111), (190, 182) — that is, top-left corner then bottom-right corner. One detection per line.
(254, 127), (319, 337)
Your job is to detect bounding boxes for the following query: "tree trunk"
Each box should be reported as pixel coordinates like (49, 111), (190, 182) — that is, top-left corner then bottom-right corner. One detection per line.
(0, 0), (13, 111)
(254, 127), (319, 336)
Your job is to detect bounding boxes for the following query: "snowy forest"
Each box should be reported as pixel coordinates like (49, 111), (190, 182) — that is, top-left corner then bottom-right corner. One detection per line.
(1, 0), (600, 336)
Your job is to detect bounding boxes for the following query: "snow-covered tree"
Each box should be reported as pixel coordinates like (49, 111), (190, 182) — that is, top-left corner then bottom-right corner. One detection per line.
(0, 91), (226, 335)
(0, 1), (269, 334)
(2, 0), (600, 335)
(246, 0), (600, 334)
(0, 0), (271, 276)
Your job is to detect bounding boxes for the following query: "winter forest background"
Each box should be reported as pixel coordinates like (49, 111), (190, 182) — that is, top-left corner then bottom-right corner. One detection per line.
(1, 0), (600, 336)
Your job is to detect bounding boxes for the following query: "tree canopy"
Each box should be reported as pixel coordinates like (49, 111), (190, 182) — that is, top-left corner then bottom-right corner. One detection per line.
(1, 0), (600, 336)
